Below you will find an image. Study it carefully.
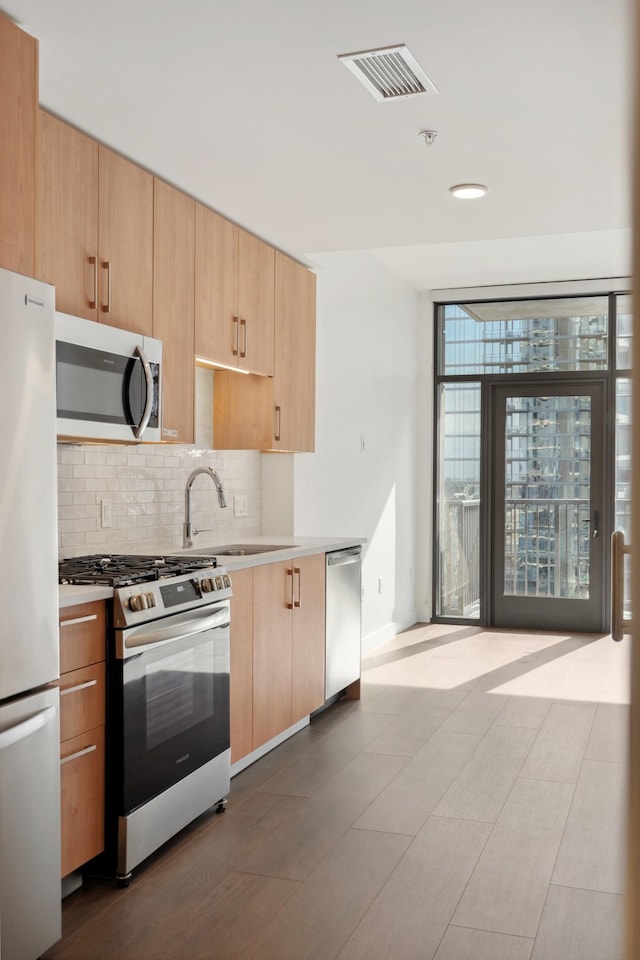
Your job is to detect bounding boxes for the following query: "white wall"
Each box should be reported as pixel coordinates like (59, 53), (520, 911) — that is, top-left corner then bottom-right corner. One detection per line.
(269, 250), (419, 652)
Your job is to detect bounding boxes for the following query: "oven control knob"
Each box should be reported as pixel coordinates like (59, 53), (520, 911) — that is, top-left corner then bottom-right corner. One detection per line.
(144, 592), (156, 608)
(128, 594), (144, 612)
(200, 577), (216, 593)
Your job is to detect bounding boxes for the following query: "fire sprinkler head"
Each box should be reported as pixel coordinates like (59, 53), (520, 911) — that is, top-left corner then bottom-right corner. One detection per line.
(419, 129), (439, 147)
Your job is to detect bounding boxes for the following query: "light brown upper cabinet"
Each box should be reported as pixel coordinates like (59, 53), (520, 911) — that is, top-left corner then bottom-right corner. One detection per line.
(271, 252), (316, 453)
(213, 253), (317, 452)
(195, 204), (275, 376)
(98, 146), (153, 334)
(0, 15), (38, 277)
(38, 112), (99, 319)
(38, 112), (154, 335)
(153, 179), (195, 442)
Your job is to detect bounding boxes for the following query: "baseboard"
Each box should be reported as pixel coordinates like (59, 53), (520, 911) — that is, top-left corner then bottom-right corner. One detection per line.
(230, 716), (310, 777)
(362, 612), (419, 654)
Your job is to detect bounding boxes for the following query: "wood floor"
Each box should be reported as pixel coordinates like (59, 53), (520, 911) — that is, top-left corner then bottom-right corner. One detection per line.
(44, 623), (630, 960)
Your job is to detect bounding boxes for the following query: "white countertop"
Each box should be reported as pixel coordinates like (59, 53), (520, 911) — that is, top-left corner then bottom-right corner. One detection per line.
(58, 536), (365, 608)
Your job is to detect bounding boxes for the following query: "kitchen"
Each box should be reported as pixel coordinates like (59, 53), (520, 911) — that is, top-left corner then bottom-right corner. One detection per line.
(0, 1), (634, 958)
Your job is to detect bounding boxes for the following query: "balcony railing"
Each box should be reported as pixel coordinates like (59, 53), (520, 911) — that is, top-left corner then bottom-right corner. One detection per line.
(439, 499), (480, 617)
(503, 498), (590, 598)
(440, 495), (631, 618)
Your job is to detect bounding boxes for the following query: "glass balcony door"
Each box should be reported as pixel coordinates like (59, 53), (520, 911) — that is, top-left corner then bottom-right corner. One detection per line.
(492, 381), (606, 631)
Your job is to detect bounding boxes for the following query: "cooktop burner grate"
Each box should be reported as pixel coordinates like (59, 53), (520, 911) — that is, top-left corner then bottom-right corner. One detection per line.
(58, 553), (218, 587)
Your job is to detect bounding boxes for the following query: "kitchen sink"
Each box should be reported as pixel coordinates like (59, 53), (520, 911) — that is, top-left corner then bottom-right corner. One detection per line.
(189, 544), (298, 557)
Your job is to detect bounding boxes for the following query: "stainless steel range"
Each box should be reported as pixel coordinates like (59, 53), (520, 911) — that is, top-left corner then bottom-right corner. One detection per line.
(59, 554), (232, 885)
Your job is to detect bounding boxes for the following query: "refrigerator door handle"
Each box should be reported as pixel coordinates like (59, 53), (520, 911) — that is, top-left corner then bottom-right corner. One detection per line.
(0, 705), (56, 752)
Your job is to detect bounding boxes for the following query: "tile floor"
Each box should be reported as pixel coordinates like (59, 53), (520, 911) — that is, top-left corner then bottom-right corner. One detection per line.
(46, 624), (630, 960)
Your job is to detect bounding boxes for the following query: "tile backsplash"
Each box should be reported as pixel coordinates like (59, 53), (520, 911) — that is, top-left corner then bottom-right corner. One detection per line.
(57, 369), (261, 558)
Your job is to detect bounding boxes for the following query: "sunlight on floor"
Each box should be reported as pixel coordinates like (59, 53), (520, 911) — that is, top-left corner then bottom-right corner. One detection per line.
(361, 624), (631, 706)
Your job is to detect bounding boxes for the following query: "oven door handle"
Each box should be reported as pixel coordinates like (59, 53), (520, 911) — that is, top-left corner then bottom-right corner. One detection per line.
(121, 607), (230, 656)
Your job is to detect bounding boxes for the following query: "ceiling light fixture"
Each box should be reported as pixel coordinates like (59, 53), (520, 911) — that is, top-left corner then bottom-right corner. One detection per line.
(449, 183), (488, 199)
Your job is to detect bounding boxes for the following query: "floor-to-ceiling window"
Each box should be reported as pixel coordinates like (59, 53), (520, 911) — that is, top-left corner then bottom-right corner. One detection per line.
(434, 290), (630, 631)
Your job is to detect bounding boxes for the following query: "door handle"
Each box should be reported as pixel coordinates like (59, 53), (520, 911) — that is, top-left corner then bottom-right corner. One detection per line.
(294, 567), (301, 608)
(0, 706), (55, 751)
(611, 530), (632, 641)
(582, 510), (600, 539)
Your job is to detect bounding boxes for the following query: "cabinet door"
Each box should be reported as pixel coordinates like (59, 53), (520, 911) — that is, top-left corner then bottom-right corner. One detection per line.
(272, 252), (316, 452)
(153, 179), (195, 442)
(238, 228), (275, 376)
(291, 553), (326, 722)
(229, 567), (254, 763)
(37, 112), (99, 320)
(194, 204), (238, 367)
(252, 560), (293, 749)
(213, 370), (272, 450)
(60, 726), (105, 877)
(98, 146), (153, 334)
(0, 15), (37, 276)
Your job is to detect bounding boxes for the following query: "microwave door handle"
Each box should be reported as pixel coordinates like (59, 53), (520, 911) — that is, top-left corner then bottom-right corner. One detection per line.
(132, 344), (154, 440)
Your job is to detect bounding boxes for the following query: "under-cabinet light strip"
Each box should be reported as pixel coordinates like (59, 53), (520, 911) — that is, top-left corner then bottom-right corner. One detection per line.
(195, 357), (251, 374)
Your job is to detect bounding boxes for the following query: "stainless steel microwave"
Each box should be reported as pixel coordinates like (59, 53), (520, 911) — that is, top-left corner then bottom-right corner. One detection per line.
(55, 312), (162, 443)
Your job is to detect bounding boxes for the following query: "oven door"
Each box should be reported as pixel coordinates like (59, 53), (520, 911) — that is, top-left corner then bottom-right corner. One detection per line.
(114, 604), (229, 814)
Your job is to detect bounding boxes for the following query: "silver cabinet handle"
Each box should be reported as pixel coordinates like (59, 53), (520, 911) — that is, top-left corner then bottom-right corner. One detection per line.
(61, 743), (97, 765)
(240, 317), (247, 358)
(60, 613), (98, 628)
(133, 344), (154, 440)
(232, 316), (239, 356)
(60, 679), (98, 697)
(89, 255), (98, 309)
(101, 260), (112, 313)
(611, 530), (632, 642)
(0, 706), (55, 751)
(274, 405), (281, 442)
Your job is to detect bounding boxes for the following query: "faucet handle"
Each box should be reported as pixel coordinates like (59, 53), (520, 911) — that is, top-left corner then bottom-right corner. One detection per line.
(193, 527), (211, 537)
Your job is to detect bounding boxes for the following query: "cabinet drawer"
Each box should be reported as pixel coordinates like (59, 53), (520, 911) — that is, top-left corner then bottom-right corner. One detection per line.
(59, 601), (106, 672)
(58, 662), (105, 741)
(60, 726), (105, 877)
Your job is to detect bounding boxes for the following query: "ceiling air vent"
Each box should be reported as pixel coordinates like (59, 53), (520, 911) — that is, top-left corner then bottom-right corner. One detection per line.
(338, 44), (438, 102)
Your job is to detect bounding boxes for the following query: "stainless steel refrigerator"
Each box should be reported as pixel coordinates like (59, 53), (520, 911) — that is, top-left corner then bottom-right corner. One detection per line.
(0, 268), (61, 959)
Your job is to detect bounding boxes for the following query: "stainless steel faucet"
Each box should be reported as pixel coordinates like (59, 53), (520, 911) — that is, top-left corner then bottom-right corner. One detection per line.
(183, 467), (227, 548)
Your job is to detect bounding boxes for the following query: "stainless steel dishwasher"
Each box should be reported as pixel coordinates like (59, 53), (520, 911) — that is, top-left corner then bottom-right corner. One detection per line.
(325, 546), (362, 699)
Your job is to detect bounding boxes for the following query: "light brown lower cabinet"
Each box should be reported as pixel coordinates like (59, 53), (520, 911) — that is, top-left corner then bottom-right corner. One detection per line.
(232, 553), (325, 758)
(60, 726), (105, 877)
(57, 601), (106, 877)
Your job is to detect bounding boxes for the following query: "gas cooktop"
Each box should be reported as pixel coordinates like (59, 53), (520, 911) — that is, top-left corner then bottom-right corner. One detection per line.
(58, 553), (218, 587)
